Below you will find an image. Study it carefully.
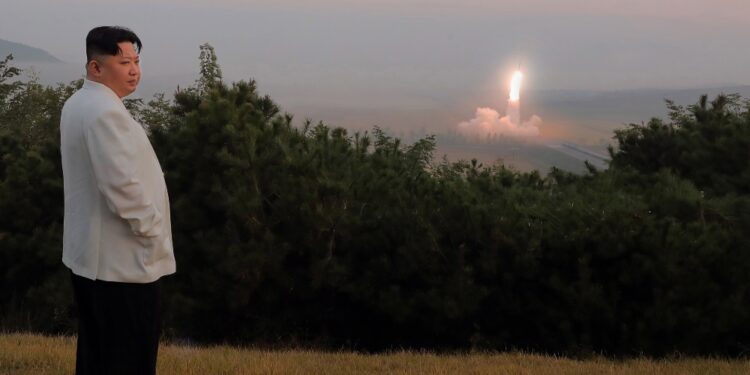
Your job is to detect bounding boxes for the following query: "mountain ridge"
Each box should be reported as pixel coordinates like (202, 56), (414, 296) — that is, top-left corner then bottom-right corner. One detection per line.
(0, 38), (62, 63)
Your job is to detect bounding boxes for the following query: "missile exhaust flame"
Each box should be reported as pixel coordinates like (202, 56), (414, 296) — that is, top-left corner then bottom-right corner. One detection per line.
(509, 70), (523, 102)
(456, 65), (542, 141)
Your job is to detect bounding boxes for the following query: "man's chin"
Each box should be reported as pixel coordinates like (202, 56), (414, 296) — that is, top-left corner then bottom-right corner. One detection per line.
(122, 86), (138, 98)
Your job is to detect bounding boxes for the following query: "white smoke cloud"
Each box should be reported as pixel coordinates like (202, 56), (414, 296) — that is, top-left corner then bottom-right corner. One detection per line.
(457, 107), (541, 141)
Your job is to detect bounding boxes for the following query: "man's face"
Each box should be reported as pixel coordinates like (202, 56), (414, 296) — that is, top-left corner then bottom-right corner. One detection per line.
(88, 42), (141, 98)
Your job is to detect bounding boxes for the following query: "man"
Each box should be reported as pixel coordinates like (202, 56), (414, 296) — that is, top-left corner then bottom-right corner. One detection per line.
(60, 26), (175, 375)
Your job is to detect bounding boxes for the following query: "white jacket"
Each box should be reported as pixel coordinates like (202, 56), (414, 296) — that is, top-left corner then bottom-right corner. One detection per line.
(60, 79), (175, 283)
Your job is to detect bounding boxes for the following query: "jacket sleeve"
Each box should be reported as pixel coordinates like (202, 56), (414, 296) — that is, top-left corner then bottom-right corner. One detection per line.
(85, 108), (163, 238)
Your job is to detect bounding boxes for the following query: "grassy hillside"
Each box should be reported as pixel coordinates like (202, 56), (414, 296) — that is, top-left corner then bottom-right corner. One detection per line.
(2, 333), (749, 375)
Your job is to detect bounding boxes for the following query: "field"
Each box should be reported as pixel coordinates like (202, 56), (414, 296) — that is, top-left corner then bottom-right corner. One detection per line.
(2, 333), (749, 374)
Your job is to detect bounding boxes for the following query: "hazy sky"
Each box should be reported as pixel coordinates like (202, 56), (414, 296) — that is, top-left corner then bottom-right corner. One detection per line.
(3, 0), (750, 122)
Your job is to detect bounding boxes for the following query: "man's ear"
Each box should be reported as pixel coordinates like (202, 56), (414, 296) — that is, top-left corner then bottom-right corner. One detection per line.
(87, 59), (102, 77)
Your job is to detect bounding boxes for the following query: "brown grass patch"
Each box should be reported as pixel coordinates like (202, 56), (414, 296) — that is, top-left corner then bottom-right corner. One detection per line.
(2, 333), (749, 374)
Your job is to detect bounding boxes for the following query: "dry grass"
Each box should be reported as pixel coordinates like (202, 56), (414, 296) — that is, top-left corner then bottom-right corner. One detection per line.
(2, 332), (749, 374)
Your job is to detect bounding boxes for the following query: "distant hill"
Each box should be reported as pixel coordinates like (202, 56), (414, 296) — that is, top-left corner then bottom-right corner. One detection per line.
(0, 39), (61, 63)
(518, 85), (750, 144)
(528, 85), (750, 125)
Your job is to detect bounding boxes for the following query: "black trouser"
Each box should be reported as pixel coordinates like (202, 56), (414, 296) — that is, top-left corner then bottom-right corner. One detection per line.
(70, 271), (163, 375)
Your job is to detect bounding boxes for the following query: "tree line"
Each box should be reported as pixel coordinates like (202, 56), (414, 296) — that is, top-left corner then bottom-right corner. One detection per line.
(1, 46), (749, 356)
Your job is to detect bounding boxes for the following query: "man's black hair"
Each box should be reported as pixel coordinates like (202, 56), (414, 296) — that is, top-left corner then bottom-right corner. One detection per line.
(86, 26), (142, 62)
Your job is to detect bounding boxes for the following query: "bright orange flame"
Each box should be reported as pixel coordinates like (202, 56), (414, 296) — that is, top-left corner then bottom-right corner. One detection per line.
(509, 70), (523, 102)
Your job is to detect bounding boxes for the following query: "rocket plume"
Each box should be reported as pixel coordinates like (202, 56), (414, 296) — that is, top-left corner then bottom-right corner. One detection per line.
(507, 70), (523, 126)
(509, 70), (523, 102)
(457, 68), (542, 141)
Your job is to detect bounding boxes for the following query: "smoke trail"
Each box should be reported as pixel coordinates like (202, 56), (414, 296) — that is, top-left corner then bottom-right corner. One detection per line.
(457, 69), (542, 141)
(457, 107), (541, 141)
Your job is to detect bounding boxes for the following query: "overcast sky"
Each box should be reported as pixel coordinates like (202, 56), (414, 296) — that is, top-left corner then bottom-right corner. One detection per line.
(2, 0), (750, 123)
